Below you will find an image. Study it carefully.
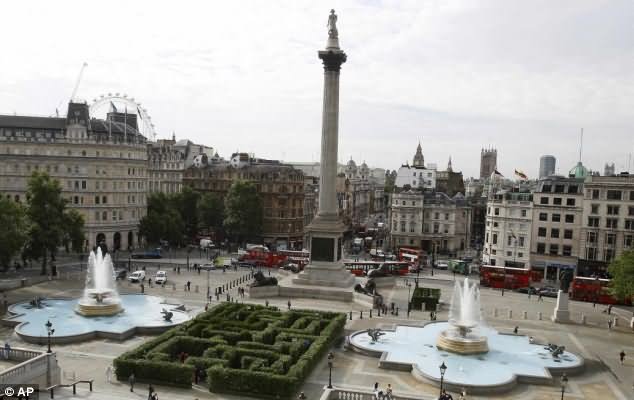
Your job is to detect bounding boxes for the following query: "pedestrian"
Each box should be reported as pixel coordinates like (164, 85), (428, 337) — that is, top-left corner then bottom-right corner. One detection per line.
(187, 281), (191, 291)
(204, 303), (208, 312)
(265, 300), (269, 307)
(3, 342), (10, 360)
(105, 365), (112, 383)
(513, 326), (518, 334)
(148, 277), (152, 287)
(140, 283), (145, 294)
(538, 293), (543, 302)
(386, 383), (393, 399)
(288, 299), (291, 310)
(608, 318), (613, 330)
(177, 266), (180, 274)
(374, 382), (379, 391)
(128, 373), (136, 392)
(620, 350), (625, 365)
(151, 391), (159, 400)
(148, 384), (154, 400)
(298, 392), (307, 400)
(458, 388), (467, 400)
(608, 304), (613, 315)
(528, 290), (532, 300)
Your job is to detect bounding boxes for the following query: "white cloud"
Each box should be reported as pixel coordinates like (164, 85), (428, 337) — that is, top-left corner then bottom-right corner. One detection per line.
(1, 0), (633, 178)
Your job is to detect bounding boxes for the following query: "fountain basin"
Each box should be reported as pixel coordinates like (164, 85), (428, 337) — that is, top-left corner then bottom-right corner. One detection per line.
(436, 329), (488, 354)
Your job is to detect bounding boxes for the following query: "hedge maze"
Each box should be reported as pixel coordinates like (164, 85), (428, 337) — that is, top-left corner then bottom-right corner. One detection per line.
(114, 303), (346, 398)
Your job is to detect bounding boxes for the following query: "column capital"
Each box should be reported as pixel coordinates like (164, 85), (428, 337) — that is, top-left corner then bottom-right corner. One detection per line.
(318, 50), (347, 72)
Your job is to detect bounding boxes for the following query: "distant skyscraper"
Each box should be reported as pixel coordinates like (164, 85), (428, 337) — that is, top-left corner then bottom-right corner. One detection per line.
(539, 155), (556, 178)
(604, 163), (615, 176)
(480, 147), (497, 179)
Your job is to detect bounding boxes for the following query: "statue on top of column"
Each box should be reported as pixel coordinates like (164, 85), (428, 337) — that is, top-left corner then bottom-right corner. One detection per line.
(327, 9), (338, 38)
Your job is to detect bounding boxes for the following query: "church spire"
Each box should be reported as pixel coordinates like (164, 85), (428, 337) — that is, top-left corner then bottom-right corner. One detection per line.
(412, 140), (425, 167)
(447, 156), (453, 172)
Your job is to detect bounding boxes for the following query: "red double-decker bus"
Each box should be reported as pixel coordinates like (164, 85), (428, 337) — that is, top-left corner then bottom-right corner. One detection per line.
(479, 265), (531, 289)
(398, 248), (427, 267)
(344, 261), (409, 277)
(570, 276), (632, 305)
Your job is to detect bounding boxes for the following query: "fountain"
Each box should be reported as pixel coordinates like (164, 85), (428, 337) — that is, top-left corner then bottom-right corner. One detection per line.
(436, 278), (488, 354)
(76, 248), (123, 316)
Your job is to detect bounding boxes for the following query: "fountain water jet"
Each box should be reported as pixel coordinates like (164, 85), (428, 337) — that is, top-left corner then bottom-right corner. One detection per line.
(76, 248), (123, 316)
(436, 278), (488, 354)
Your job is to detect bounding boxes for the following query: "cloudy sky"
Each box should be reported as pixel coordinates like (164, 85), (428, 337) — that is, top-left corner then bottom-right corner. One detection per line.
(1, 0), (633, 178)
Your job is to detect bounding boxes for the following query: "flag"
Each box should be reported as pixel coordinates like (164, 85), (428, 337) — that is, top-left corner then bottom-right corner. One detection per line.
(110, 101), (118, 113)
(493, 169), (503, 177)
(514, 169), (528, 180)
(137, 107), (143, 120)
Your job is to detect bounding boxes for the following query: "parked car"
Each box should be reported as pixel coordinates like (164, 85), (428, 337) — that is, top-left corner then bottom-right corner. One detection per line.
(199, 263), (217, 271)
(516, 286), (538, 295)
(154, 271), (167, 285)
(130, 250), (162, 259)
(408, 265), (421, 273)
(128, 270), (146, 283)
(538, 286), (558, 298)
(281, 263), (300, 273)
(435, 261), (449, 270)
(114, 269), (127, 281)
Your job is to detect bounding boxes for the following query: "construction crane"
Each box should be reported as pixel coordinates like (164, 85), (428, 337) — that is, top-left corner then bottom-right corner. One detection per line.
(70, 62), (88, 103)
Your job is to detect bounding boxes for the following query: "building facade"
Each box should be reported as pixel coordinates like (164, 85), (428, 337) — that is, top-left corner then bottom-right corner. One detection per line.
(182, 154), (305, 249)
(578, 174), (634, 276)
(147, 137), (185, 194)
(539, 155), (556, 179)
(483, 191), (533, 268)
(389, 191), (425, 249)
(420, 192), (472, 257)
(0, 102), (148, 251)
(530, 177), (584, 282)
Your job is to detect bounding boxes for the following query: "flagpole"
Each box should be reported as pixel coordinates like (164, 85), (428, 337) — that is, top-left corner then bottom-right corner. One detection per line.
(124, 106), (127, 143)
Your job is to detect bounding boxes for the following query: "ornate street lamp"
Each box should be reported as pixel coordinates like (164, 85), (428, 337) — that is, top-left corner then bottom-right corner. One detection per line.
(327, 352), (334, 389)
(439, 361), (447, 396)
(45, 320), (55, 353)
(560, 373), (568, 400)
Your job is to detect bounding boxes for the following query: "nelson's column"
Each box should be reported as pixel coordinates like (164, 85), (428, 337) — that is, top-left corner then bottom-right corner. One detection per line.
(290, 9), (356, 295)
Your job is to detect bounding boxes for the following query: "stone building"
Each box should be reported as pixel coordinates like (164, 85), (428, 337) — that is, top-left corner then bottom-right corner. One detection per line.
(395, 143), (436, 190)
(389, 191), (425, 249)
(0, 102), (148, 251)
(483, 190), (533, 268)
(182, 154), (305, 249)
(420, 192), (472, 257)
(480, 147), (498, 179)
(530, 177), (584, 282)
(578, 173), (634, 276)
(147, 136), (185, 194)
(435, 157), (465, 197)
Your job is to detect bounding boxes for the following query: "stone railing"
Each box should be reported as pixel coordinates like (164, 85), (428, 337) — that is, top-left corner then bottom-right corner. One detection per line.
(319, 387), (435, 400)
(0, 351), (60, 387)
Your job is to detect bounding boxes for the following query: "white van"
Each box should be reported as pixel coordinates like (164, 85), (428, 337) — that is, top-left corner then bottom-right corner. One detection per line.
(128, 270), (146, 283)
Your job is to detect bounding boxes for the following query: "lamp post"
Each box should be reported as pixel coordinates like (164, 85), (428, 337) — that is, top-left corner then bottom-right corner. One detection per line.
(560, 373), (568, 400)
(406, 280), (412, 318)
(45, 320), (54, 353)
(439, 361), (447, 396)
(327, 352), (334, 389)
(207, 269), (211, 300)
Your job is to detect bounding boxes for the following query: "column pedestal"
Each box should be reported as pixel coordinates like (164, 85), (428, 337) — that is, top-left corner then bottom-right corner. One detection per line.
(551, 290), (571, 323)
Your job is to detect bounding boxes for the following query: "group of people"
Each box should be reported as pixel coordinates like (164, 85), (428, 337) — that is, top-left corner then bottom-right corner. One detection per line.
(373, 382), (393, 399)
(237, 287), (246, 298)
(439, 388), (467, 400)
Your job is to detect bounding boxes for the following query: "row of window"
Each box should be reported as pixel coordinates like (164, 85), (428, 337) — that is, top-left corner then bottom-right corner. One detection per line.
(94, 209), (139, 222)
(488, 207), (529, 217)
(486, 233), (527, 247)
(3, 145), (144, 160)
(537, 227), (574, 239)
(66, 180), (145, 191)
(535, 243), (573, 256)
(538, 213), (575, 223)
(540, 184), (580, 194)
(587, 217), (634, 230)
(588, 189), (634, 201)
(590, 204), (634, 216)
(539, 196), (576, 206)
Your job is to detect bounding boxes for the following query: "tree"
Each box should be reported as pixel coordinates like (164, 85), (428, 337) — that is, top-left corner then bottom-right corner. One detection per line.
(608, 250), (634, 302)
(385, 169), (397, 193)
(139, 192), (185, 247)
(173, 186), (200, 240)
(198, 192), (224, 233)
(0, 197), (28, 271)
(223, 181), (263, 244)
(62, 209), (85, 253)
(25, 172), (71, 275)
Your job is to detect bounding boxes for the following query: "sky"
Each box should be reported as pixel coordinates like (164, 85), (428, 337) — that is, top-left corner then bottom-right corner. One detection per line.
(1, 0), (633, 178)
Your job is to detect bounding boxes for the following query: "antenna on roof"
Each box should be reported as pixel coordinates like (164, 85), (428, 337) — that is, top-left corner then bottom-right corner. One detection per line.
(578, 128), (583, 163)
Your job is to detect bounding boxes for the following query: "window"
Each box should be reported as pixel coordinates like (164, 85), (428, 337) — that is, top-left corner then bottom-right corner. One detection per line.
(549, 244), (559, 255)
(73, 196), (79, 204)
(625, 219), (634, 231)
(507, 236), (513, 246)
(490, 259), (496, 266)
(553, 197), (562, 205)
(605, 248), (616, 262)
(494, 208), (499, 216)
(538, 227), (547, 237)
(630, 191), (634, 201)
(607, 205), (620, 215)
(95, 211), (99, 221)
(540, 197), (549, 205)
(81, 180), (86, 189)
(506, 251), (512, 257)
(493, 222), (499, 228)
(587, 217), (599, 227)
(554, 185), (565, 193)
(492, 233), (498, 245)
(591, 204), (599, 214)
(400, 221), (406, 232)
(445, 213), (449, 220)
(606, 233), (616, 246)
(587, 231), (597, 244)
(564, 229), (573, 239)
(552, 214), (561, 222)
(95, 196), (100, 205)
(102, 196), (107, 204)
(566, 198), (575, 206)
(591, 189), (600, 199)
(433, 223), (439, 234)
(434, 212), (439, 219)
(521, 209), (527, 217)
(102, 211), (107, 221)
(542, 185), (552, 192)
(586, 247), (597, 260)
(625, 235), (633, 248)
(565, 214), (574, 223)
(409, 222), (415, 233)
(606, 218), (618, 229)
(563, 246), (572, 257)
(551, 228), (560, 238)
(539, 213), (547, 221)
(518, 236), (525, 247)
(568, 185), (578, 193)
(629, 206), (634, 216)
(607, 190), (622, 200)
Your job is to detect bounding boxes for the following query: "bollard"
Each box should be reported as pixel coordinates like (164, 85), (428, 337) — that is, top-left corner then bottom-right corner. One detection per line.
(508, 310), (513, 319)
(494, 308), (498, 318)
(523, 311), (528, 320)
(360, 311), (363, 319)
(377, 307), (381, 317)
(581, 314), (586, 324)
(538, 311), (542, 320)
(349, 311), (352, 320)
(614, 317), (619, 327)
(396, 307), (399, 316)
(370, 309), (372, 318)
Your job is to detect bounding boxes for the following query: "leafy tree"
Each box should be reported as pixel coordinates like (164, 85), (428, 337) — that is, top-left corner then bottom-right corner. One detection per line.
(62, 209), (85, 253)
(139, 192), (185, 246)
(173, 186), (200, 240)
(0, 197), (29, 270)
(198, 192), (224, 233)
(223, 181), (263, 244)
(385, 169), (397, 193)
(608, 250), (634, 302)
(25, 172), (74, 275)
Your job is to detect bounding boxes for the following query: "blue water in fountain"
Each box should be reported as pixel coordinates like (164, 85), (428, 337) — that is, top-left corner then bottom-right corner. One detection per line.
(8, 295), (190, 338)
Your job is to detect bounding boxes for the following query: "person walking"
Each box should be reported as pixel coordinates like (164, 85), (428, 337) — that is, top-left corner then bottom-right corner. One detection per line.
(288, 299), (291, 310)
(538, 293), (543, 302)
(457, 388), (467, 400)
(128, 373), (136, 392)
(608, 318), (613, 330)
(187, 281), (191, 291)
(147, 384), (155, 400)
(620, 350), (626, 365)
(105, 365), (112, 383)
(298, 392), (307, 400)
(513, 326), (518, 335)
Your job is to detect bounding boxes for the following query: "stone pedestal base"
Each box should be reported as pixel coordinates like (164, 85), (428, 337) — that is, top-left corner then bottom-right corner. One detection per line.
(278, 274), (354, 302)
(292, 261), (355, 288)
(551, 290), (570, 323)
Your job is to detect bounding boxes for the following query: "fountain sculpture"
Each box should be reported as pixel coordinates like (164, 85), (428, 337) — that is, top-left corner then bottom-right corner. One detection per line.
(76, 248), (123, 316)
(436, 278), (488, 354)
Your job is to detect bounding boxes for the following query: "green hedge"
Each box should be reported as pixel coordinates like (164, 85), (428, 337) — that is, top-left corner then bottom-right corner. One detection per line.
(114, 303), (345, 398)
